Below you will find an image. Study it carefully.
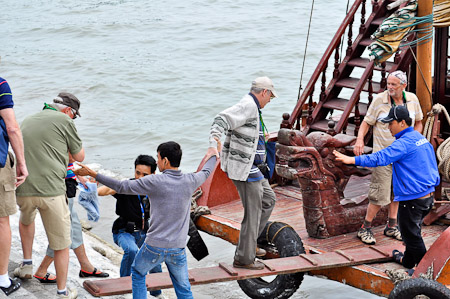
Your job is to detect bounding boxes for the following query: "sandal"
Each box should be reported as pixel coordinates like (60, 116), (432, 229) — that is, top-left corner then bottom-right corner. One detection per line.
(0, 278), (21, 295)
(79, 268), (109, 278)
(33, 273), (57, 284)
(392, 249), (404, 265)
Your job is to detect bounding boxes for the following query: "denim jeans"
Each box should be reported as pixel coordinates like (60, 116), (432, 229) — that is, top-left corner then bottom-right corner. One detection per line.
(113, 229), (162, 296)
(398, 196), (434, 269)
(78, 182), (100, 222)
(131, 244), (193, 299)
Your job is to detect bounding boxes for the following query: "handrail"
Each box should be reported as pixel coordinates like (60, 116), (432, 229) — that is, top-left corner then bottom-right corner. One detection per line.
(289, 0), (364, 127)
(336, 60), (375, 132)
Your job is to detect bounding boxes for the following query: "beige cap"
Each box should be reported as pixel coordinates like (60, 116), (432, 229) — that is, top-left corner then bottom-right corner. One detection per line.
(252, 76), (278, 98)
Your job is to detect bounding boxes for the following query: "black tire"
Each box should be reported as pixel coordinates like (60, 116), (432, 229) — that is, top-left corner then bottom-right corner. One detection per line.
(388, 278), (450, 299)
(237, 221), (305, 299)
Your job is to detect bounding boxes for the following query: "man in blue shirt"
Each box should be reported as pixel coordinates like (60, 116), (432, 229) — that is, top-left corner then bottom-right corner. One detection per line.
(0, 77), (28, 296)
(334, 105), (440, 270)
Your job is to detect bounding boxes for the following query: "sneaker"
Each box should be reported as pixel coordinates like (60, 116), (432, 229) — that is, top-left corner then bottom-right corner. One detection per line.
(57, 288), (78, 299)
(384, 225), (402, 241)
(152, 294), (167, 299)
(233, 260), (265, 270)
(13, 263), (33, 279)
(256, 247), (266, 257)
(357, 227), (376, 245)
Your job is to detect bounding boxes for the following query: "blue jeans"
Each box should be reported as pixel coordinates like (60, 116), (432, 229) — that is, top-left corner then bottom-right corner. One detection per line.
(113, 229), (162, 296)
(131, 244), (193, 299)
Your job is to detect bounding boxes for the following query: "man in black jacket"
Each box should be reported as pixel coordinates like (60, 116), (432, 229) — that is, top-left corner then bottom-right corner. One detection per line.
(98, 155), (163, 298)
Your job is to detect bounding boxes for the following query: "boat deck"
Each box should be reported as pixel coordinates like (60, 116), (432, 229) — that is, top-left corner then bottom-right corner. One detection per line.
(199, 177), (448, 276)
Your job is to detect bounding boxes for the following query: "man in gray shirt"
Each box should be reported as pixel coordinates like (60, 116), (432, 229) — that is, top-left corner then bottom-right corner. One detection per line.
(75, 141), (217, 299)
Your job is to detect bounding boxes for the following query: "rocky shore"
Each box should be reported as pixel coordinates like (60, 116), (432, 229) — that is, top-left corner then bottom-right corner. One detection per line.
(5, 211), (179, 299)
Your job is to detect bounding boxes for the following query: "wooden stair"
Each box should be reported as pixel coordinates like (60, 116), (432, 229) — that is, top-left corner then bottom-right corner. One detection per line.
(347, 57), (396, 72)
(286, 0), (415, 138)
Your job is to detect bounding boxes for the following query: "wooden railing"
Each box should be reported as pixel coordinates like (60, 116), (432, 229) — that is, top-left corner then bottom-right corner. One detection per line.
(289, 0), (367, 128)
(336, 60), (375, 133)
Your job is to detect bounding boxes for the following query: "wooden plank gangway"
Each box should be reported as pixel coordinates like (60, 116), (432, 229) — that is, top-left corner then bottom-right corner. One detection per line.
(83, 244), (399, 297)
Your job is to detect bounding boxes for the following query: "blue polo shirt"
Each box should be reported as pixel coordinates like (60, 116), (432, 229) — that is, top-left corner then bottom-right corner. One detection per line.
(0, 78), (14, 110)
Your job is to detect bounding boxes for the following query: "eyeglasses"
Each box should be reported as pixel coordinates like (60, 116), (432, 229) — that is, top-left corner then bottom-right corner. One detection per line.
(266, 89), (275, 99)
(71, 108), (77, 119)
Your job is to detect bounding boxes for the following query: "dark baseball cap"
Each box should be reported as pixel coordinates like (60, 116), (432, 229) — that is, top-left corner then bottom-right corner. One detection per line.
(381, 105), (411, 123)
(53, 92), (81, 117)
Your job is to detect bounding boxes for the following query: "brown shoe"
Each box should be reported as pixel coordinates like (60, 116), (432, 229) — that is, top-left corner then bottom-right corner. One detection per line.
(233, 260), (265, 270)
(256, 247), (266, 257)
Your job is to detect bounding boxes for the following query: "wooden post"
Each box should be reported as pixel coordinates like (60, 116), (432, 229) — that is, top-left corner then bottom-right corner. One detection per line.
(416, 0), (433, 124)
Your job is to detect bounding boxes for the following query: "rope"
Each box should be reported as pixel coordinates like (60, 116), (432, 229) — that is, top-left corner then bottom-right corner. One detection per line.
(297, 0), (315, 100)
(339, 0), (351, 64)
(266, 222), (293, 244)
(423, 104), (450, 182)
(434, 0), (450, 27)
(368, 1), (435, 64)
(407, 45), (432, 100)
(385, 264), (433, 285)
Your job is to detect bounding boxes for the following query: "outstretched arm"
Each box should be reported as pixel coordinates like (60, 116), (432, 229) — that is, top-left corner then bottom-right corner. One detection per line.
(98, 186), (117, 196)
(334, 150), (356, 165)
(74, 163), (98, 178)
(206, 137), (222, 159)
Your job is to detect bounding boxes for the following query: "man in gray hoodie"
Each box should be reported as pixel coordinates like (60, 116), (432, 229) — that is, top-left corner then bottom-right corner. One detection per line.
(207, 77), (278, 270)
(75, 141), (217, 299)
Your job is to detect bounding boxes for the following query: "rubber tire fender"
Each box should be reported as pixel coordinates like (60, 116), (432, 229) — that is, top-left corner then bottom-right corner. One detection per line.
(388, 278), (450, 299)
(237, 221), (305, 299)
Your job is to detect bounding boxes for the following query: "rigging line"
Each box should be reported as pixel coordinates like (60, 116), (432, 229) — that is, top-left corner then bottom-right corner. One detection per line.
(297, 0), (315, 101)
(339, 0), (351, 64)
(408, 45), (432, 102)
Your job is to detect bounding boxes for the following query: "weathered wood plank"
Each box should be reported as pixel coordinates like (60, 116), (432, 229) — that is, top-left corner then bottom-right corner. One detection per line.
(83, 244), (398, 297)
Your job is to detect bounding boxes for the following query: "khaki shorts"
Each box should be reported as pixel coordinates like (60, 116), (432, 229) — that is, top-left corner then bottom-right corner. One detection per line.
(16, 194), (71, 250)
(0, 153), (17, 218)
(368, 164), (393, 206)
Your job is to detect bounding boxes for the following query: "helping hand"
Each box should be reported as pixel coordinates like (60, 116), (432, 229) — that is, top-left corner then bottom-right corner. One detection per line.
(206, 137), (221, 159)
(77, 174), (89, 188)
(333, 150), (355, 165)
(73, 163), (97, 178)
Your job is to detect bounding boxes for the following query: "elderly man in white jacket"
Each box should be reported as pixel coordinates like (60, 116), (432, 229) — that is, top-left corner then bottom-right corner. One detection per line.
(207, 76), (278, 270)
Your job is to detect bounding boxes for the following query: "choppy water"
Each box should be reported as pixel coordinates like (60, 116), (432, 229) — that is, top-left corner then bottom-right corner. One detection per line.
(4, 0), (382, 298)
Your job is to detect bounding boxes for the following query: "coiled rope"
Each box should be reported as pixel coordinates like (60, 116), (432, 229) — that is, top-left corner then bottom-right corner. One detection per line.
(434, 0), (450, 27)
(423, 104), (450, 182)
(368, 0), (435, 64)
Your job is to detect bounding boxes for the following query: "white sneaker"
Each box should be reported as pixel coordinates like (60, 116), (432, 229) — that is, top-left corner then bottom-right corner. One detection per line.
(13, 264), (33, 279)
(57, 288), (78, 298)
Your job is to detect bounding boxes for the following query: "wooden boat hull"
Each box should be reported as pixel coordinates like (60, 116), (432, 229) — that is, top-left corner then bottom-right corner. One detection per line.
(195, 180), (448, 297)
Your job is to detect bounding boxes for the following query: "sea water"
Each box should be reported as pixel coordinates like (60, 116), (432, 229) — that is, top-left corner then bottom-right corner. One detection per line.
(3, 1), (382, 298)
